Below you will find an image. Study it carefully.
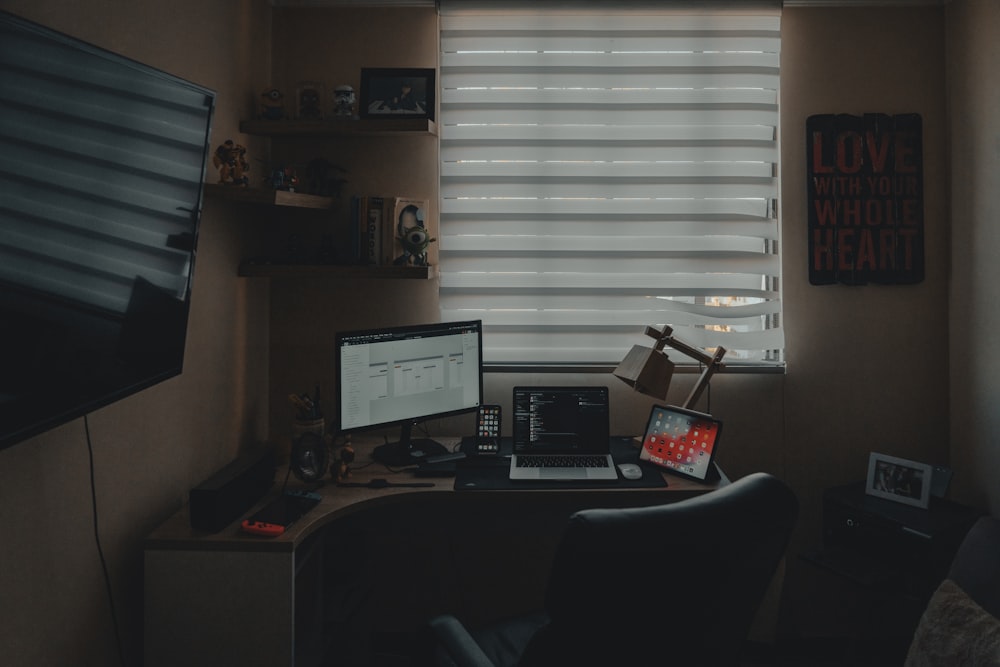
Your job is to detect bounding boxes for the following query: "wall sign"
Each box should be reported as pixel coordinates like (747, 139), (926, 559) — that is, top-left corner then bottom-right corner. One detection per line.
(806, 113), (924, 285)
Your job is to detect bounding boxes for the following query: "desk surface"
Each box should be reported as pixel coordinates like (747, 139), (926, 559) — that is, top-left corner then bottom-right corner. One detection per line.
(146, 436), (726, 553)
(145, 436), (728, 667)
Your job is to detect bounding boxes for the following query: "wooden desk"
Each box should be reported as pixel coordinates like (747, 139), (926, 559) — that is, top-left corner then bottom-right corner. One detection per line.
(144, 437), (724, 667)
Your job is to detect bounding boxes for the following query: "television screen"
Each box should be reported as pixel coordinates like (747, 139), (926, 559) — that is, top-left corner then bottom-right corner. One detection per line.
(0, 11), (216, 449)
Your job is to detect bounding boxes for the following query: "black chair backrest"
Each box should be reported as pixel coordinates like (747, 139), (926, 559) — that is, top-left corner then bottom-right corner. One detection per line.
(522, 472), (798, 667)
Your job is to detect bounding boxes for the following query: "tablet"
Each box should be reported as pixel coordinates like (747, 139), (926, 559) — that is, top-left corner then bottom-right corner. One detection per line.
(639, 404), (722, 481)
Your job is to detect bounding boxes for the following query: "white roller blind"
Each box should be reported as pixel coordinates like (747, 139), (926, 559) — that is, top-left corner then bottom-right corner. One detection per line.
(439, 4), (783, 368)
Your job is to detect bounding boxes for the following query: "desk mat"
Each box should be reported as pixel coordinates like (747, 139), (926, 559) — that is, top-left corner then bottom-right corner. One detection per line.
(453, 437), (667, 491)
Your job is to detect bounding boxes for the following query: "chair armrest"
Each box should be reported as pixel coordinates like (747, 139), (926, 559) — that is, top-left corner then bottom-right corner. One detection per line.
(425, 614), (497, 667)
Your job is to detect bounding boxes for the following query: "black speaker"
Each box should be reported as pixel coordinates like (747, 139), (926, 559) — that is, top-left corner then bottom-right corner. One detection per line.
(190, 448), (276, 532)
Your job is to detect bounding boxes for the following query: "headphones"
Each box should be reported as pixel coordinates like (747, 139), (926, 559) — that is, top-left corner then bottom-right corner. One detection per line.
(289, 431), (330, 483)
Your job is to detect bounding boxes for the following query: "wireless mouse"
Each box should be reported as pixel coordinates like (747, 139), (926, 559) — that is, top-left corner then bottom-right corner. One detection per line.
(617, 463), (643, 480)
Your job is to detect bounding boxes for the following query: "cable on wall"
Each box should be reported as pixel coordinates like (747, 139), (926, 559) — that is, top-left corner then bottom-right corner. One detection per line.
(84, 415), (126, 667)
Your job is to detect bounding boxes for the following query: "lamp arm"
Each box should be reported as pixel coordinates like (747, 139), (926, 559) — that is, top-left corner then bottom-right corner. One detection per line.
(681, 346), (727, 409)
(643, 325), (727, 410)
(645, 325), (723, 368)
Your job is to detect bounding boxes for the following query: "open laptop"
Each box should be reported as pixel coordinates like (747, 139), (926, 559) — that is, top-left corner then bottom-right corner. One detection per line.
(509, 386), (617, 481)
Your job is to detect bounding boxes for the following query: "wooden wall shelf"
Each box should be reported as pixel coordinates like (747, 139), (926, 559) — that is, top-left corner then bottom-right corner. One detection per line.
(239, 118), (437, 137)
(238, 262), (437, 279)
(204, 184), (334, 209)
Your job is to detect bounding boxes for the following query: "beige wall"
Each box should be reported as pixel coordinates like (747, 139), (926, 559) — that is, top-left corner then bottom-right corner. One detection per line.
(947, 0), (1000, 514)
(264, 7), (442, 443)
(780, 5), (950, 545)
(0, 2), (272, 666)
(2, 1), (999, 664)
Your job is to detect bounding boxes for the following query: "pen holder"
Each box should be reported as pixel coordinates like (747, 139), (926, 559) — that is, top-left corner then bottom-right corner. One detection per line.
(292, 417), (325, 440)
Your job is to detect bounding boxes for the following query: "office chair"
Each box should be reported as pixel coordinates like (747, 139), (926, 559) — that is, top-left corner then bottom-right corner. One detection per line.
(423, 472), (799, 667)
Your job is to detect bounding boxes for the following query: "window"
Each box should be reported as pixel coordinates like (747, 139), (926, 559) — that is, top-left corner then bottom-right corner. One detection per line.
(439, 2), (782, 368)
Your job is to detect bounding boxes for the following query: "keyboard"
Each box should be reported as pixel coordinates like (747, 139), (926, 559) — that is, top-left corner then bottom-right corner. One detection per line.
(514, 455), (611, 468)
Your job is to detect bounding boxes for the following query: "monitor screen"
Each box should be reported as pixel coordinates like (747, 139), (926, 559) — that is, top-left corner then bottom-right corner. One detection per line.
(336, 320), (483, 465)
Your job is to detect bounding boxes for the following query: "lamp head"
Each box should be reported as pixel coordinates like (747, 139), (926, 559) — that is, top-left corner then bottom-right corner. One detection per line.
(613, 344), (675, 400)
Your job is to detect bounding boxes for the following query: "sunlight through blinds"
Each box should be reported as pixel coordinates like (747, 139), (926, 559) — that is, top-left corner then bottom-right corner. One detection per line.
(439, 3), (783, 367)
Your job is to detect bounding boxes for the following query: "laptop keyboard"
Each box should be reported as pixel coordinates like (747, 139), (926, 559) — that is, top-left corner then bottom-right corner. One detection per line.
(515, 455), (610, 468)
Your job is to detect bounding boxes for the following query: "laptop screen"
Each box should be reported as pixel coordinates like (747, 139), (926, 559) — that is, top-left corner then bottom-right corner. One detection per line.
(512, 386), (610, 453)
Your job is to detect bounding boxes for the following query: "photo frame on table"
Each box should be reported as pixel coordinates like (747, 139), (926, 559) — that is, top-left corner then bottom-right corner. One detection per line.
(359, 68), (434, 120)
(865, 452), (933, 509)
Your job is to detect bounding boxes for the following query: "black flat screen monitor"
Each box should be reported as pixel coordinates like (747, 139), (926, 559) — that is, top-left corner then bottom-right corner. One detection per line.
(0, 11), (215, 450)
(336, 320), (483, 466)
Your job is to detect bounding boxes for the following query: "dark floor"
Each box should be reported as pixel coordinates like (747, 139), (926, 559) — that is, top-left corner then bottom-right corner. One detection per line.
(740, 638), (908, 666)
(354, 636), (909, 667)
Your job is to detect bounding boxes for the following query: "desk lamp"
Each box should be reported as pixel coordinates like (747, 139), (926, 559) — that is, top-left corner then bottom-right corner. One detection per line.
(613, 325), (726, 409)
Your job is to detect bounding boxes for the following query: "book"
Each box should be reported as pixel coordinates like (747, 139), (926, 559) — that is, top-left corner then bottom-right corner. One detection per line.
(356, 196), (384, 265)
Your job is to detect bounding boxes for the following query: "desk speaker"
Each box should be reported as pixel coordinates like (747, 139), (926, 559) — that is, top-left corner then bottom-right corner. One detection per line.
(190, 448), (276, 532)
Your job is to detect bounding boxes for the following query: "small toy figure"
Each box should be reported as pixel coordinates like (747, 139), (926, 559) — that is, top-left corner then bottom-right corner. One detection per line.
(260, 88), (285, 120)
(333, 84), (356, 118)
(268, 164), (299, 191)
(212, 139), (249, 186)
(332, 437), (355, 483)
(393, 204), (436, 266)
(297, 85), (323, 120)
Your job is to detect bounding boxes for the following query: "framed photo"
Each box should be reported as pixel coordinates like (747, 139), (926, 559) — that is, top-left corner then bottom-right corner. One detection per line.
(359, 68), (434, 120)
(865, 452), (932, 509)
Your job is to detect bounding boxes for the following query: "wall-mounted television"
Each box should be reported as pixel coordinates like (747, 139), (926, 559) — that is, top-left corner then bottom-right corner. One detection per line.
(0, 11), (216, 450)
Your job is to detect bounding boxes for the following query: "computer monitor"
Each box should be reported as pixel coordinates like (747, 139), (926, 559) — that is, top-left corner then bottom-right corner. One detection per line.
(336, 319), (483, 466)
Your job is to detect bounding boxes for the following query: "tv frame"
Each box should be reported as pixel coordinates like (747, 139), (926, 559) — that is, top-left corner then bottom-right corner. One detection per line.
(0, 11), (215, 450)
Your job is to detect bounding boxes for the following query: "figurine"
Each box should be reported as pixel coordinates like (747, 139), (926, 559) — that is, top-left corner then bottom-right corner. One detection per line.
(333, 84), (356, 119)
(212, 139), (249, 186)
(393, 204), (436, 266)
(267, 164), (299, 191)
(260, 88), (285, 120)
(332, 437), (355, 482)
(297, 84), (323, 120)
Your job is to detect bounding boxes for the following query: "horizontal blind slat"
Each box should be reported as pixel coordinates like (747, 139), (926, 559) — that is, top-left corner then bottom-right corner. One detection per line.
(441, 161), (774, 179)
(441, 197), (771, 217)
(441, 71), (778, 91)
(439, 218), (779, 239)
(441, 87), (778, 106)
(441, 182), (776, 200)
(442, 294), (780, 315)
(441, 235), (772, 253)
(440, 272), (773, 291)
(440, 14), (781, 30)
(441, 35), (780, 53)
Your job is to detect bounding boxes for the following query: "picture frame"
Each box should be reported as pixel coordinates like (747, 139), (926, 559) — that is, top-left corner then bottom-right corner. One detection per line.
(359, 68), (434, 121)
(865, 452), (933, 509)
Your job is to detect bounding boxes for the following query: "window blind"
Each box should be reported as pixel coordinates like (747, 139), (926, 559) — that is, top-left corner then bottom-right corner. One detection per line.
(439, 3), (783, 368)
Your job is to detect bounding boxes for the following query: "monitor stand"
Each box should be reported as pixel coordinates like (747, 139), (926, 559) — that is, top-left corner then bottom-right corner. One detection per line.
(372, 422), (449, 467)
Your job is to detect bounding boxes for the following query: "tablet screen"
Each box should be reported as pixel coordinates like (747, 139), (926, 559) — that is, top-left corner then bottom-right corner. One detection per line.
(639, 404), (722, 481)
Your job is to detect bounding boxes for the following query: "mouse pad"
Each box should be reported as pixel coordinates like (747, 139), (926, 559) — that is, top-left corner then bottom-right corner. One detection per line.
(453, 437), (667, 491)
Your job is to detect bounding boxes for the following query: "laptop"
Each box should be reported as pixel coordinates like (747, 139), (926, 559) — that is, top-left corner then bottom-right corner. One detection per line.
(509, 386), (617, 481)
